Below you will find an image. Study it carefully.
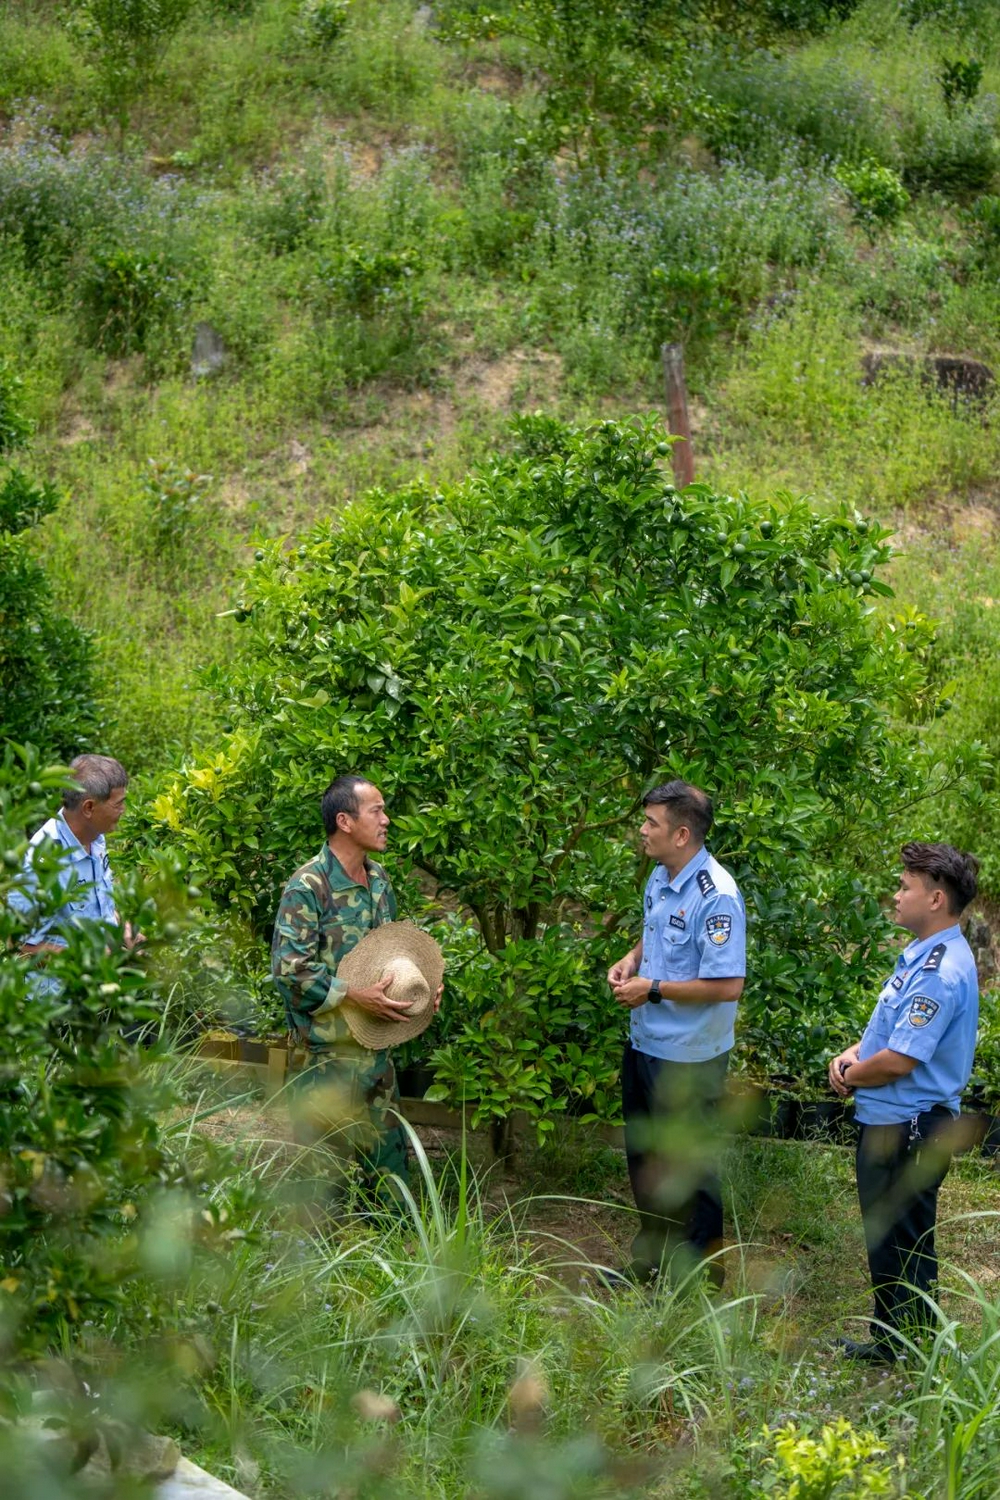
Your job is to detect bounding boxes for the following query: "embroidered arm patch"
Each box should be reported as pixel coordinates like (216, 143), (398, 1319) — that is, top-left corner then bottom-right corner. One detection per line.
(907, 995), (940, 1028)
(706, 913), (732, 946)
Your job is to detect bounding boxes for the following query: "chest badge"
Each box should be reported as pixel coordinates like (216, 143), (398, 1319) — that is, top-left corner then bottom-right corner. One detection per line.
(669, 913), (686, 930)
(706, 913), (732, 946)
(907, 995), (940, 1028)
(891, 975), (904, 991)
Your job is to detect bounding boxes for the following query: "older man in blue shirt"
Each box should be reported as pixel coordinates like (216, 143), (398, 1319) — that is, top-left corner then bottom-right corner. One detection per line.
(9, 754), (131, 992)
(608, 780), (746, 1289)
(830, 841), (980, 1363)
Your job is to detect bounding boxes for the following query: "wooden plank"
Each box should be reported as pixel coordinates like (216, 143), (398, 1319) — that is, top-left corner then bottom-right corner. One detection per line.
(266, 1045), (287, 1099)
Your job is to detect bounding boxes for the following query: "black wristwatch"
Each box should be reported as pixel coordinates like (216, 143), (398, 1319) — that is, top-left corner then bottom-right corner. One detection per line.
(648, 979), (662, 1005)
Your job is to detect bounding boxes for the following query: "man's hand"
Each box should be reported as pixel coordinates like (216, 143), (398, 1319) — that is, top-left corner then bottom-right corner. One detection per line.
(608, 953), (638, 987)
(829, 1044), (860, 1098)
(123, 922), (146, 952)
(345, 973), (413, 1021)
(612, 976), (652, 1009)
(433, 983), (443, 1014)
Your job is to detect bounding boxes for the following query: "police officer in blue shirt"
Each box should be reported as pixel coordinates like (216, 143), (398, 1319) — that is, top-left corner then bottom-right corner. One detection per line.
(608, 781), (746, 1288)
(829, 841), (980, 1363)
(9, 754), (133, 993)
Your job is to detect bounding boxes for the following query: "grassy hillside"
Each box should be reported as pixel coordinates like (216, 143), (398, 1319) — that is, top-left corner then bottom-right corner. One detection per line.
(3, 0), (1000, 863)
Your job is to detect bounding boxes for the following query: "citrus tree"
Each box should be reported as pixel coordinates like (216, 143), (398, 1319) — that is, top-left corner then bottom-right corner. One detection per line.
(152, 415), (975, 1127)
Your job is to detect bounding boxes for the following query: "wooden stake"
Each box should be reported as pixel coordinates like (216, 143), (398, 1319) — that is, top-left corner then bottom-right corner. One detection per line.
(661, 342), (695, 488)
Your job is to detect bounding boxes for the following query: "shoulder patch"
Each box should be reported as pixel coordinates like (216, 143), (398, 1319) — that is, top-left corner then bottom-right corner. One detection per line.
(705, 913), (732, 945)
(922, 943), (947, 973)
(908, 994), (940, 1028)
(696, 869), (716, 897)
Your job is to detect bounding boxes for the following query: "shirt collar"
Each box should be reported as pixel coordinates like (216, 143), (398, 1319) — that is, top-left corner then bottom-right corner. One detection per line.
(322, 843), (377, 891)
(901, 925), (961, 966)
(662, 844), (711, 894)
(54, 811), (104, 862)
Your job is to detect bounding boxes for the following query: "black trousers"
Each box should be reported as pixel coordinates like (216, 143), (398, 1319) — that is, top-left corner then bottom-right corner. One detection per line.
(855, 1106), (954, 1347)
(621, 1042), (730, 1281)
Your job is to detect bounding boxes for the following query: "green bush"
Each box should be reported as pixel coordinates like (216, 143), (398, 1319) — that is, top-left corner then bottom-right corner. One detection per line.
(65, 0), (196, 139)
(294, 0), (352, 49)
(78, 243), (199, 358)
(443, 0), (694, 162)
(834, 157), (910, 239)
(150, 415), (970, 1114)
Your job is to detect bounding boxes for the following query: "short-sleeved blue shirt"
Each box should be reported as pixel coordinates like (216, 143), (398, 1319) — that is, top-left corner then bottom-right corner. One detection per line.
(853, 924), (979, 1125)
(7, 812), (118, 995)
(630, 845), (746, 1063)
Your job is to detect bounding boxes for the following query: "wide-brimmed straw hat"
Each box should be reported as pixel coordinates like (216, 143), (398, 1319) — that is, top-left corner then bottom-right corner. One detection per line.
(337, 921), (444, 1051)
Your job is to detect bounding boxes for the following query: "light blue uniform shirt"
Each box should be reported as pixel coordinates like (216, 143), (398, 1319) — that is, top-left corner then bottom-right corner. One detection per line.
(7, 812), (118, 994)
(853, 925), (979, 1126)
(630, 846), (747, 1063)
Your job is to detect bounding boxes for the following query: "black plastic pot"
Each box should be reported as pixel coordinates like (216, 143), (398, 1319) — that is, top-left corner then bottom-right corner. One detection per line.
(796, 1098), (850, 1143)
(397, 1062), (436, 1099)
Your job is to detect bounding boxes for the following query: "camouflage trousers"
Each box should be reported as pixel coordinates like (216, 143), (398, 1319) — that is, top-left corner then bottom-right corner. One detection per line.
(288, 1044), (409, 1210)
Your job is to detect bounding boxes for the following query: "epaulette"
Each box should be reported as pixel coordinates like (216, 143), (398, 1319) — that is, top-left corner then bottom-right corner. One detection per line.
(696, 869), (716, 897)
(922, 943), (947, 973)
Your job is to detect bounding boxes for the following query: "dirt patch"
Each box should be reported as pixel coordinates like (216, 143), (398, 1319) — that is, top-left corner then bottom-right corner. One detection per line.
(58, 413), (99, 448)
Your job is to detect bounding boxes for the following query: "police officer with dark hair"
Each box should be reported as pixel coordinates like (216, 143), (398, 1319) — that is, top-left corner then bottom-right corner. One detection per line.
(607, 780), (746, 1289)
(830, 841), (980, 1362)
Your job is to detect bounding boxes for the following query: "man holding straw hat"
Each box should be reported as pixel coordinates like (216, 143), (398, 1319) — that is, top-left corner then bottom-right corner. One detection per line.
(271, 774), (443, 1208)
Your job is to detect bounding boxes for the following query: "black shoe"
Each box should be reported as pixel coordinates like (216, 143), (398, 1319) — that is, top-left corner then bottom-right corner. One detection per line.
(593, 1262), (657, 1293)
(835, 1337), (904, 1365)
(593, 1266), (638, 1293)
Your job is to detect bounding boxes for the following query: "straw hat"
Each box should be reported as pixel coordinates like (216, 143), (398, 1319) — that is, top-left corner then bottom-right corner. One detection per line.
(337, 921), (444, 1051)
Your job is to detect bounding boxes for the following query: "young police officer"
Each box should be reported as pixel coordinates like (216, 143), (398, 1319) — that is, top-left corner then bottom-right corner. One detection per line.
(829, 841), (980, 1363)
(608, 781), (746, 1288)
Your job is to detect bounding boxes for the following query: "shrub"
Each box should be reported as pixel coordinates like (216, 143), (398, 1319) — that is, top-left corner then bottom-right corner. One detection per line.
(938, 56), (983, 114)
(444, 0), (694, 162)
(141, 456), (215, 554)
(150, 415), (970, 1116)
(834, 157), (910, 239)
(78, 243), (198, 358)
(64, 0), (196, 140)
(294, 0), (353, 49)
(305, 240), (429, 386)
(755, 1418), (901, 1499)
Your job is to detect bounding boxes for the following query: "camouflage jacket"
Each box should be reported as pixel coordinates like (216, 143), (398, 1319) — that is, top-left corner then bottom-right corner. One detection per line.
(271, 843), (397, 1054)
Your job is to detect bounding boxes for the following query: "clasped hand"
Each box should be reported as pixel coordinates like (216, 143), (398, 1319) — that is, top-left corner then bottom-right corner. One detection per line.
(607, 956), (649, 1009)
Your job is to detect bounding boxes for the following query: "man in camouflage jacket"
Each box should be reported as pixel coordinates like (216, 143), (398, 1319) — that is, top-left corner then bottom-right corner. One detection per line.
(271, 774), (416, 1204)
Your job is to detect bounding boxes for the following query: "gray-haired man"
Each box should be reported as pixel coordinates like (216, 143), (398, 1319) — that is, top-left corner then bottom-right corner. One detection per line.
(9, 754), (135, 990)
